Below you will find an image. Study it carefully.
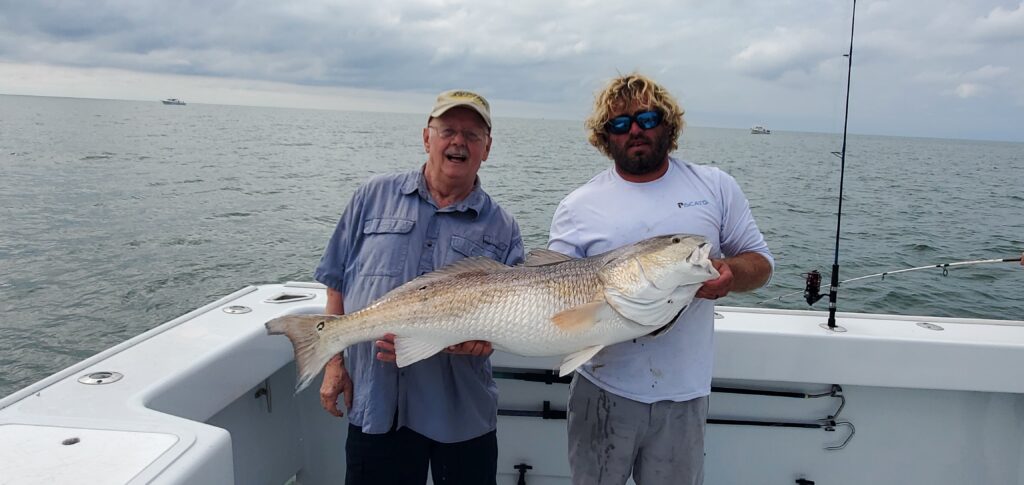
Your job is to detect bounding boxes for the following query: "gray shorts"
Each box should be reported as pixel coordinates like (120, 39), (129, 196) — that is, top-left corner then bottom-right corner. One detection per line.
(567, 374), (708, 485)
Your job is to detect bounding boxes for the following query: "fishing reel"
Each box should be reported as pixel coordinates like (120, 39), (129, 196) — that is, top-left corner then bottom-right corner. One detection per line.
(803, 270), (826, 306)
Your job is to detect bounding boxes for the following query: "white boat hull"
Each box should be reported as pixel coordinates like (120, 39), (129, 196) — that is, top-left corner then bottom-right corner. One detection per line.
(2, 283), (1022, 484)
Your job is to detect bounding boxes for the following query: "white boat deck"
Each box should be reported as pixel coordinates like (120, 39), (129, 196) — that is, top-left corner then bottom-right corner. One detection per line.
(2, 283), (1022, 484)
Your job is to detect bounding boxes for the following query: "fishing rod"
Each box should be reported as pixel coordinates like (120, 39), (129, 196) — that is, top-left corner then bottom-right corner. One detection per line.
(774, 1), (1020, 315)
(759, 255), (1024, 306)
(823, 0), (858, 332)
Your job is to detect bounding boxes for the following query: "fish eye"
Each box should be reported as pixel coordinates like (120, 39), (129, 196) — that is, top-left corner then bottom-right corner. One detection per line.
(671, 237), (681, 243)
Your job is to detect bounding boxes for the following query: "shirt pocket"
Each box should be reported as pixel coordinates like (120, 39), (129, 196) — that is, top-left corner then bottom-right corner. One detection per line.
(358, 218), (415, 277)
(448, 234), (507, 265)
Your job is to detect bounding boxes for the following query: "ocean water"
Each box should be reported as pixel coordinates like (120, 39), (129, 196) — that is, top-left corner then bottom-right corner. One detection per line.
(1, 94), (1022, 399)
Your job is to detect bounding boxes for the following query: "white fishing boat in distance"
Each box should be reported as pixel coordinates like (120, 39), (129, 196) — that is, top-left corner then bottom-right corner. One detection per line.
(2, 282), (1023, 484)
(751, 125), (771, 134)
(161, 98), (186, 105)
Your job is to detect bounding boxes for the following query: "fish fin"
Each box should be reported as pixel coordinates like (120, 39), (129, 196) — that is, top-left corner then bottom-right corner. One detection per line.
(550, 301), (606, 332)
(559, 345), (604, 377)
(265, 315), (339, 393)
(605, 284), (701, 327)
(430, 256), (508, 275)
(522, 248), (574, 267)
(387, 257), (509, 296)
(394, 337), (450, 367)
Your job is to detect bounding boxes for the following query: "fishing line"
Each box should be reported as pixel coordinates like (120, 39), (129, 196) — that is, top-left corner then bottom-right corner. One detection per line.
(758, 255), (1024, 305)
(768, 0), (1021, 313)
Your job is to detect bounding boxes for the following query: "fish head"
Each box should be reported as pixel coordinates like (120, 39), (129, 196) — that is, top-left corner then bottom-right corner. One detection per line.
(635, 234), (717, 289)
(597, 234), (719, 327)
(605, 234), (718, 294)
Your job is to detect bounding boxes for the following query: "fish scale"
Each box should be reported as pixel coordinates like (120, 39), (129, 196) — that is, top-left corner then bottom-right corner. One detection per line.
(267, 234), (718, 391)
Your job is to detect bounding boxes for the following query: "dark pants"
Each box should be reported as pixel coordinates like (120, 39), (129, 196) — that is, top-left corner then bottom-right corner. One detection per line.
(345, 423), (498, 485)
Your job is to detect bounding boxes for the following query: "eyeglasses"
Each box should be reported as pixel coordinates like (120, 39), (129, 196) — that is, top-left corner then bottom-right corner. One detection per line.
(604, 110), (663, 135)
(428, 125), (489, 144)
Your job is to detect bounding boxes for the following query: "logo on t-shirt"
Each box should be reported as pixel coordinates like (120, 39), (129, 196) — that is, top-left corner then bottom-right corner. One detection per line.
(677, 200), (709, 208)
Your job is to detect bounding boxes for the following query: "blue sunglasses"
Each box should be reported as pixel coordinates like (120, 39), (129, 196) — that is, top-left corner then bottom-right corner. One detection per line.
(604, 110), (663, 135)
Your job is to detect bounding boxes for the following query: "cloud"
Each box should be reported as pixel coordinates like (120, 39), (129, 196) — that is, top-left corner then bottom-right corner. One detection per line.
(0, 61), (575, 120)
(0, 0), (1022, 140)
(921, 64), (1012, 99)
(730, 28), (840, 80)
(965, 64), (1010, 81)
(953, 82), (986, 98)
(0, 0), (655, 106)
(969, 1), (1024, 40)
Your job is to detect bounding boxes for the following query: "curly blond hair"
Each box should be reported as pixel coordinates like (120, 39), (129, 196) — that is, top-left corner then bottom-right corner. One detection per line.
(585, 73), (686, 159)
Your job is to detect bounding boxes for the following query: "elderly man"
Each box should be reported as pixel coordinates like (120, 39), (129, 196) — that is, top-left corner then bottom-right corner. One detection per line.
(549, 73), (774, 485)
(314, 90), (524, 485)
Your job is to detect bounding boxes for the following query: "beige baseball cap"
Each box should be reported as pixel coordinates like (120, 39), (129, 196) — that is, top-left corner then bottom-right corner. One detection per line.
(429, 89), (491, 129)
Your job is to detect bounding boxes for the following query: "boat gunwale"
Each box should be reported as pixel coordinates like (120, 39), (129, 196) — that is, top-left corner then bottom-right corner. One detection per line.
(0, 286), (259, 411)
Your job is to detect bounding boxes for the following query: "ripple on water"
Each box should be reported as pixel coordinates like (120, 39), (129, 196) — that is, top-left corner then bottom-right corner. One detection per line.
(1, 100), (1021, 399)
(210, 212), (254, 218)
(80, 152), (115, 160)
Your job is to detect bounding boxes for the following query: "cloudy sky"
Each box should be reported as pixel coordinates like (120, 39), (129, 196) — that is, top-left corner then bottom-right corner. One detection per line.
(1, 0), (1022, 141)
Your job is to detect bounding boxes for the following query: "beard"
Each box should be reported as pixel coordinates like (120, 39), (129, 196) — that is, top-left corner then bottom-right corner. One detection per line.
(609, 131), (672, 176)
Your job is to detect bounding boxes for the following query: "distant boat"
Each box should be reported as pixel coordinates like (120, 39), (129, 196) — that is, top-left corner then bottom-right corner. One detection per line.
(161, 98), (186, 105)
(751, 125), (771, 134)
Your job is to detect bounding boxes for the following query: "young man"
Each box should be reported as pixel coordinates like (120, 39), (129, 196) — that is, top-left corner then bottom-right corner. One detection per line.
(314, 90), (524, 485)
(549, 74), (774, 485)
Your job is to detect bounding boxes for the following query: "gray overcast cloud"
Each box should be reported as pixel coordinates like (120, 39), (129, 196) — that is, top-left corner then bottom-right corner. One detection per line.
(1, 0), (1022, 141)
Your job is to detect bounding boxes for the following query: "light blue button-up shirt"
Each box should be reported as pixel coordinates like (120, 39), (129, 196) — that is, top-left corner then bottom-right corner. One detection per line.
(314, 167), (524, 443)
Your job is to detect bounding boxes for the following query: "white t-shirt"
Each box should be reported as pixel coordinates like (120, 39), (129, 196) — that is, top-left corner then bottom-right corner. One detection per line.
(549, 157), (773, 403)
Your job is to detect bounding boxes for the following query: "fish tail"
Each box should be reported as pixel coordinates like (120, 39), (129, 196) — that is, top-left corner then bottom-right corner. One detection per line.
(265, 315), (338, 393)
